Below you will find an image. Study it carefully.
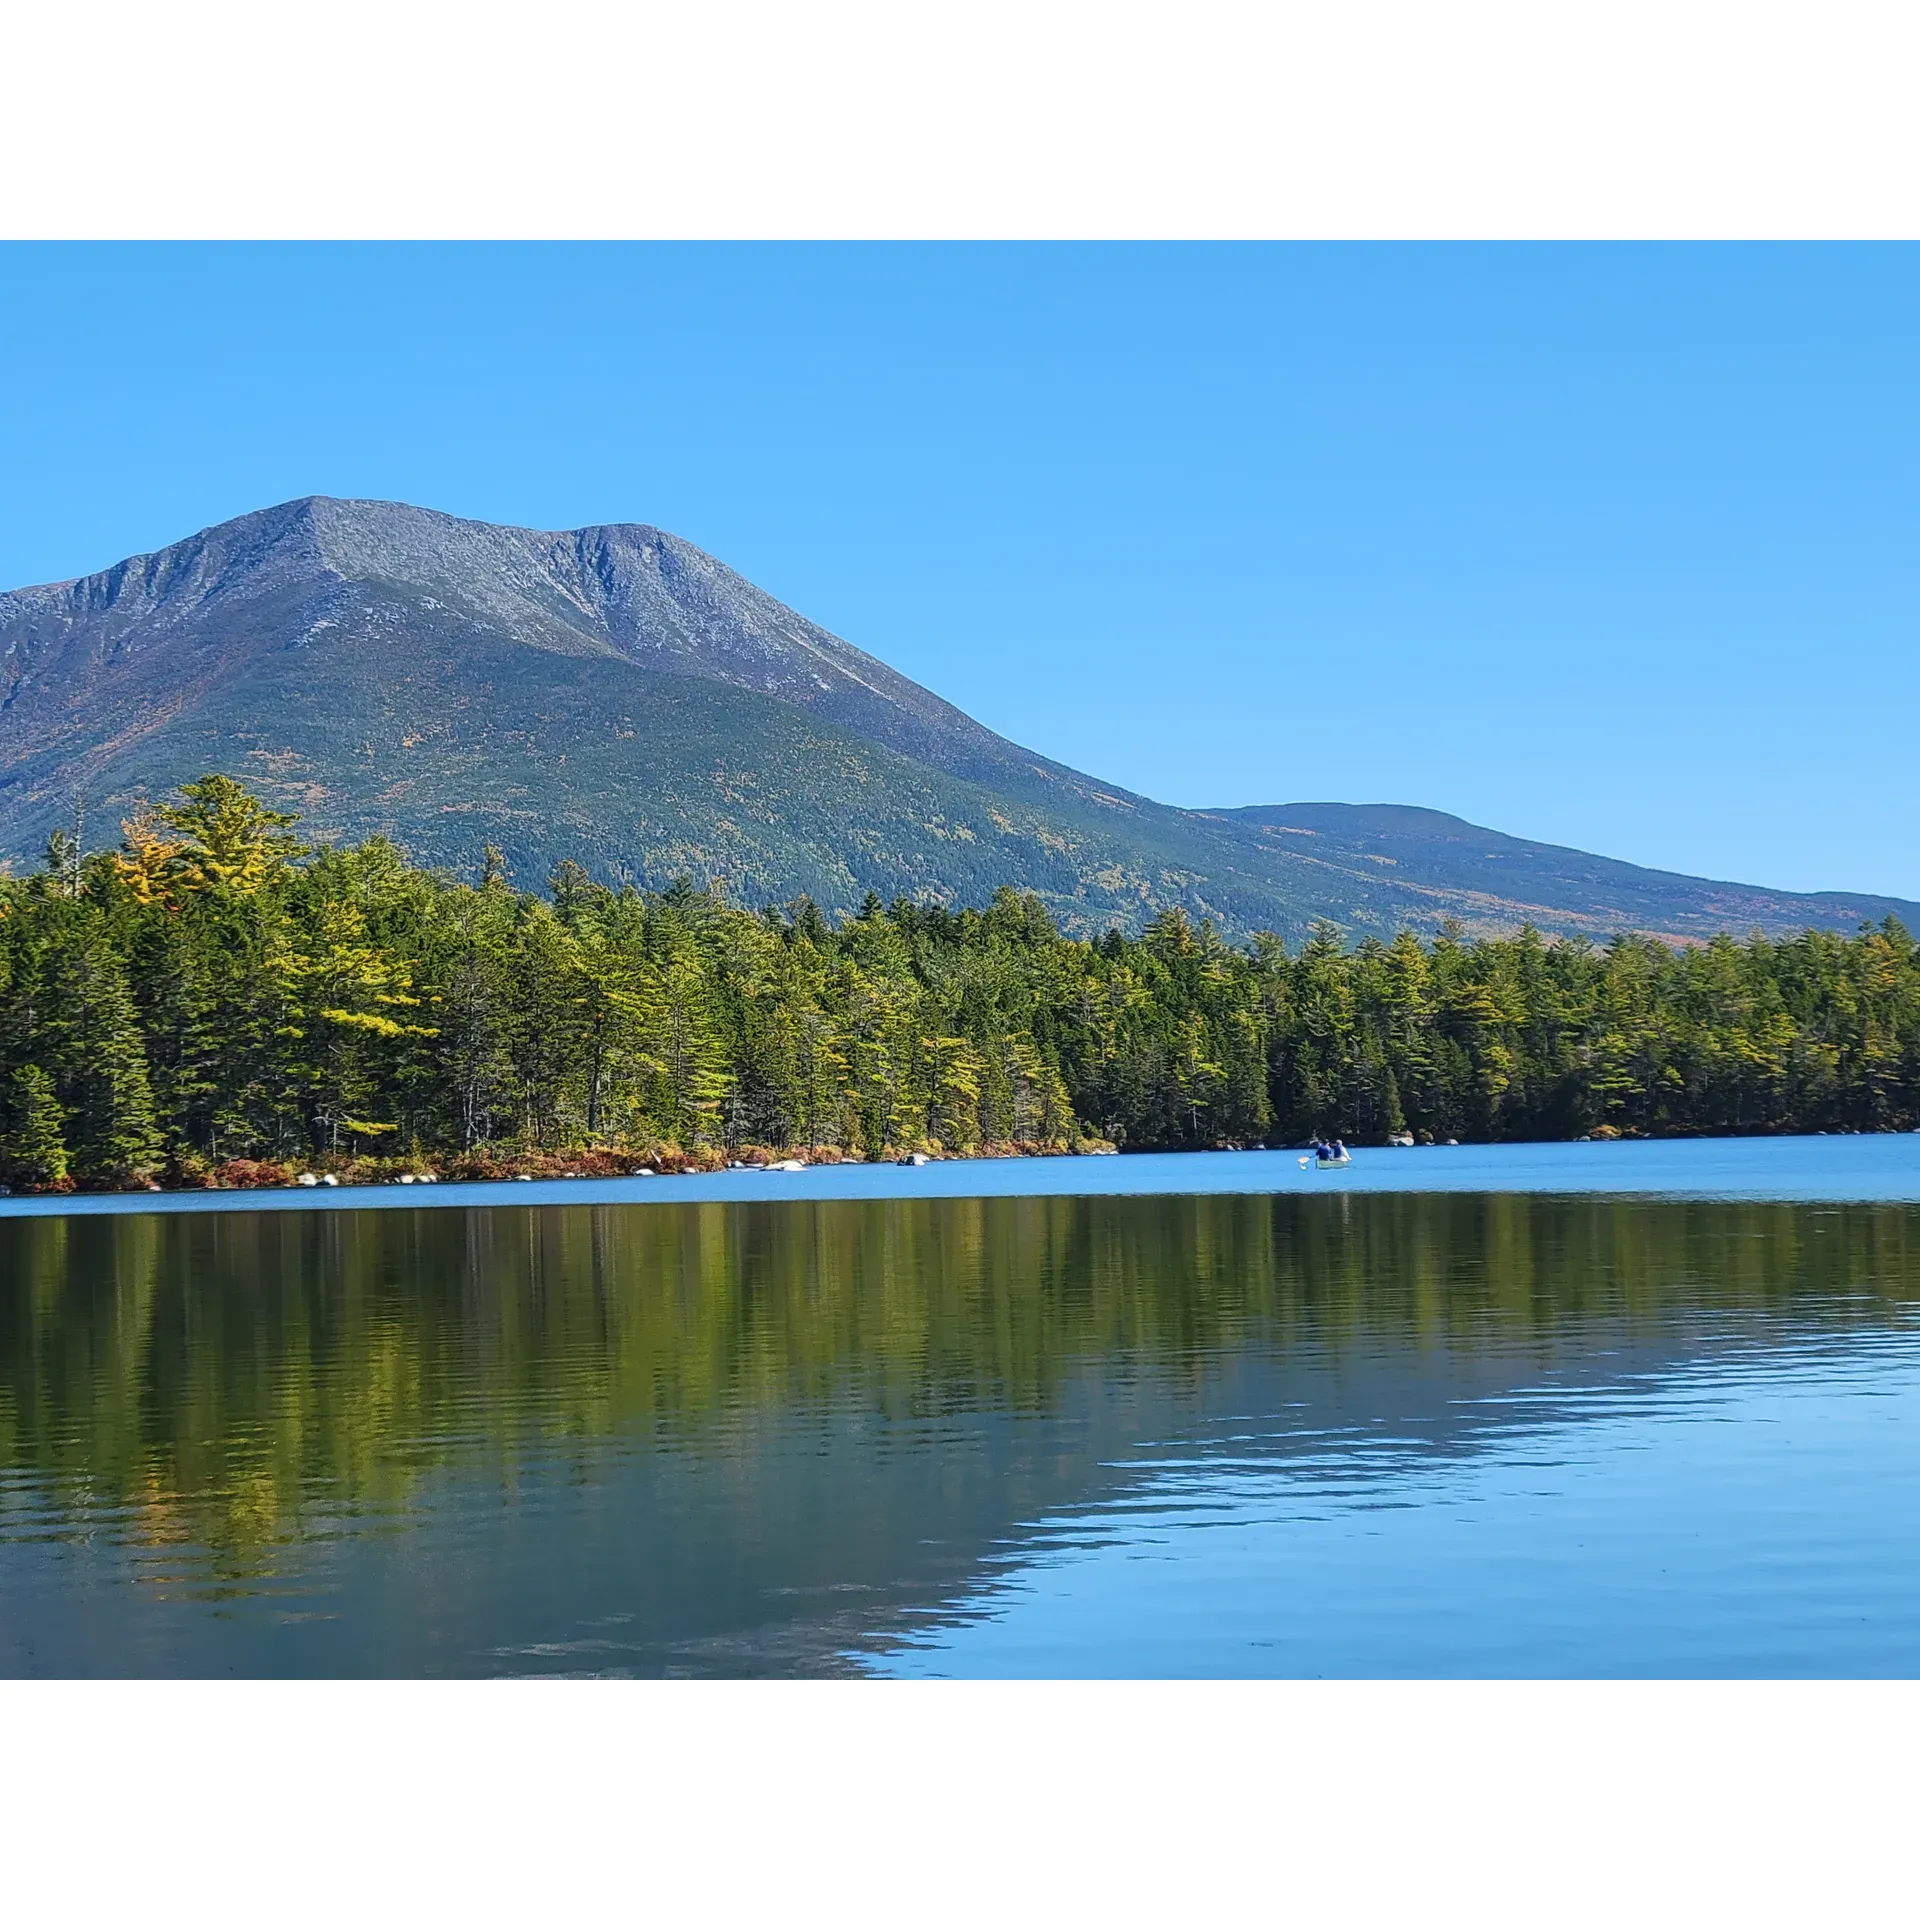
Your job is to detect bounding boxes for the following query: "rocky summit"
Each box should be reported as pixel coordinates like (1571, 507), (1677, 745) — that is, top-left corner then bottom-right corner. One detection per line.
(2, 497), (1913, 942)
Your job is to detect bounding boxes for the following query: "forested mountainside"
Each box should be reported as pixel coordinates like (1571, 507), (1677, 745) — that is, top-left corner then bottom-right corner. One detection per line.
(1219, 804), (1920, 945)
(4, 497), (1914, 944)
(3, 777), (1918, 1192)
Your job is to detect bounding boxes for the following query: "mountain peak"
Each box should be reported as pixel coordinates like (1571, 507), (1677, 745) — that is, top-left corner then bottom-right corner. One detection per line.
(2, 497), (1019, 781)
(4, 501), (1915, 943)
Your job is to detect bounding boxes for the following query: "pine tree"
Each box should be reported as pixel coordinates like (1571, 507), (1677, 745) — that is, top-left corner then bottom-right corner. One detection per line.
(64, 940), (162, 1180)
(655, 951), (732, 1146)
(159, 775), (304, 896)
(0, 1064), (69, 1188)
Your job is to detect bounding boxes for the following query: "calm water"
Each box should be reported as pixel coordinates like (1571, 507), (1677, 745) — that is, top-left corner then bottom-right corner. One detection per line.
(3, 1141), (1918, 1677)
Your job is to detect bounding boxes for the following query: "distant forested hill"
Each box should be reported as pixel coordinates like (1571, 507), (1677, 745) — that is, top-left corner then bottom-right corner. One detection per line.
(1215, 803), (1920, 946)
(2, 497), (1912, 944)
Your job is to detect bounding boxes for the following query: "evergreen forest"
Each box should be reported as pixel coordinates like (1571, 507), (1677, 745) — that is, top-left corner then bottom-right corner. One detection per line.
(3, 775), (1919, 1192)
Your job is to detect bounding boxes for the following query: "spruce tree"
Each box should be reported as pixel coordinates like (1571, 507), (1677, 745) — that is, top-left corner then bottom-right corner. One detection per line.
(65, 943), (162, 1180)
(0, 1064), (70, 1188)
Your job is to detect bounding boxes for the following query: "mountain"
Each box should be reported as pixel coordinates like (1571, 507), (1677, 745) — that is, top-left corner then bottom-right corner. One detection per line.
(2, 497), (1913, 944)
(1215, 803), (1920, 945)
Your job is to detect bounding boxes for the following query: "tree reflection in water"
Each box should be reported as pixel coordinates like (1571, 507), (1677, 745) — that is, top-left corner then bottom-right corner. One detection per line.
(1, 1192), (1916, 1675)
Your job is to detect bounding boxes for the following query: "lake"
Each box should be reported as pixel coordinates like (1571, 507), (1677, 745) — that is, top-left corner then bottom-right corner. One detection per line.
(3, 1137), (1919, 1677)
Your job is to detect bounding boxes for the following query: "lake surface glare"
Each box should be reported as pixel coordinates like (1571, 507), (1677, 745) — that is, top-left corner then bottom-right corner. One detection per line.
(3, 1137), (1918, 1678)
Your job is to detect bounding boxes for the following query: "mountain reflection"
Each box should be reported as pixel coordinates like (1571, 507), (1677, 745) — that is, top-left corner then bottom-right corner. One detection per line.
(2, 1193), (1916, 1676)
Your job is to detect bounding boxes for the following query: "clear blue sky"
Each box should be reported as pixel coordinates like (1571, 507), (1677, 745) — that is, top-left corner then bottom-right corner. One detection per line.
(3, 244), (1914, 898)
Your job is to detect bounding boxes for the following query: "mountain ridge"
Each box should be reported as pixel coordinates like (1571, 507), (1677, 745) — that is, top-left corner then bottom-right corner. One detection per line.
(1213, 802), (1920, 940)
(3, 497), (1914, 945)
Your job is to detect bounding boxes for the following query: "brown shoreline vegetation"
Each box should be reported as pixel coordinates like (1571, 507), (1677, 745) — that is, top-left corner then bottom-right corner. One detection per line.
(38, 1135), (1119, 1198)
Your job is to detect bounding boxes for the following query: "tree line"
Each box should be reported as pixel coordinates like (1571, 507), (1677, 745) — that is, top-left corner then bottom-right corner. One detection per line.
(2, 774), (1918, 1189)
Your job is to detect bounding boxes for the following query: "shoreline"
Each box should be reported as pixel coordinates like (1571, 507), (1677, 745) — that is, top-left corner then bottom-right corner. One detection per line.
(6, 1121), (1915, 1206)
(5, 1133), (1920, 1220)
(0, 1134), (1118, 1202)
